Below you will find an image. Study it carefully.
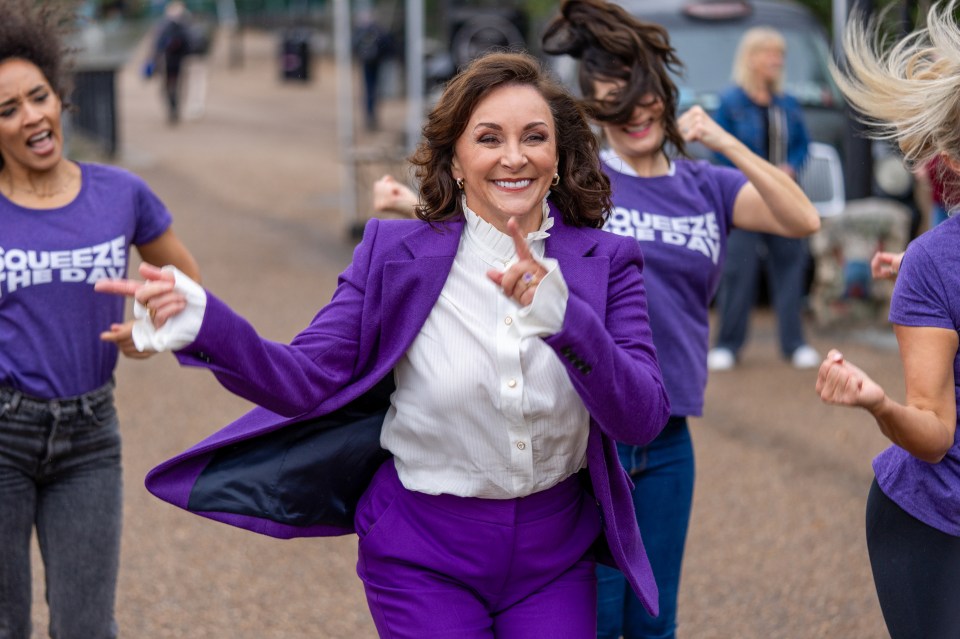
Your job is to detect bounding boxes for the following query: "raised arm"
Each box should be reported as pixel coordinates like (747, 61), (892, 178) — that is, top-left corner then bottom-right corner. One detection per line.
(678, 105), (820, 238)
(871, 250), (905, 280)
(96, 221), (386, 417)
(372, 174), (418, 218)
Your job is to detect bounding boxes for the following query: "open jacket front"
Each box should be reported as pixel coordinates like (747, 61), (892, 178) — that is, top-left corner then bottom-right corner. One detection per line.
(144, 206), (671, 616)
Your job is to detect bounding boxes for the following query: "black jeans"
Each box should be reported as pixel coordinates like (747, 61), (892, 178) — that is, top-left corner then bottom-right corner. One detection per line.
(866, 478), (960, 639)
(0, 383), (121, 639)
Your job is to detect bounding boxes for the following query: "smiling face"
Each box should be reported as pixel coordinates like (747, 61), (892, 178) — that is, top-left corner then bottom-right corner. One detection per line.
(0, 58), (65, 174)
(593, 79), (666, 163)
(451, 83), (559, 235)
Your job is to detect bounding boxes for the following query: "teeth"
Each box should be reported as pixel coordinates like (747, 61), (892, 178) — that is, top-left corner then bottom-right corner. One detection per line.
(495, 179), (531, 189)
(28, 132), (50, 143)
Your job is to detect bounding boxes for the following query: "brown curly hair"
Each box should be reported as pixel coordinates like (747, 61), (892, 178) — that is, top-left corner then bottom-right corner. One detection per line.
(0, 0), (78, 170)
(410, 51), (612, 229)
(541, 0), (688, 158)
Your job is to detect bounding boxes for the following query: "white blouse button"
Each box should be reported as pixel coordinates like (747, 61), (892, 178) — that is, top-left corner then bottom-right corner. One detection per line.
(507, 378), (517, 388)
(516, 441), (526, 450)
(504, 316), (513, 325)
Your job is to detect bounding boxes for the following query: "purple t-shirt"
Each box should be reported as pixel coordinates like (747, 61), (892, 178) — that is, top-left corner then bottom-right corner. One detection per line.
(0, 163), (172, 399)
(874, 214), (960, 536)
(602, 153), (746, 416)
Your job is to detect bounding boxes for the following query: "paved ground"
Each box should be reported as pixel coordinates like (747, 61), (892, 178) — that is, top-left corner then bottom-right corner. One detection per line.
(30, 28), (898, 638)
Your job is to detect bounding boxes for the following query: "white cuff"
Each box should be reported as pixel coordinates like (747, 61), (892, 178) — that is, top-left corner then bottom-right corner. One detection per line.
(132, 265), (207, 352)
(516, 257), (568, 338)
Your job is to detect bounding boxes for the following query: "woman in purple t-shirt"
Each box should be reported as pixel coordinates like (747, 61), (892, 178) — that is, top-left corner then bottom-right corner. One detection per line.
(0, 2), (200, 636)
(816, 3), (960, 637)
(540, 1), (822, 637)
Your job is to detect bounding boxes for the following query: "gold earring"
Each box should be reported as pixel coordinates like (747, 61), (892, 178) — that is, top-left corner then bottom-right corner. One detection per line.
(456, 178), (464, 190)
(551, 173), (560, 186)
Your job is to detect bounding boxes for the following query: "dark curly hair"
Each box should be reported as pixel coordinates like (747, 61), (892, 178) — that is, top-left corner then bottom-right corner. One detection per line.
(0, 0), (78, 171)
(0, 0), (77, 100)
(542, 0), (688, 158)
(410, 51), (612, 229)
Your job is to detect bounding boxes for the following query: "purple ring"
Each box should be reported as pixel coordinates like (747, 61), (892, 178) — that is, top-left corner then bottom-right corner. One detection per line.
(522, 272), (534, 284)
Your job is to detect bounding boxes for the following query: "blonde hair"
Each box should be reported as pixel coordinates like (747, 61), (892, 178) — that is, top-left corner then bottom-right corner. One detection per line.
(832, 0), (960, 168)
(732, 27), (786, 94)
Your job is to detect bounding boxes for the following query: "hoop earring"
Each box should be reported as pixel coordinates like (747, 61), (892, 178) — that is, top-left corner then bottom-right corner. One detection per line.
(456, 178), (464, 190)
(551, 173), (560, 186)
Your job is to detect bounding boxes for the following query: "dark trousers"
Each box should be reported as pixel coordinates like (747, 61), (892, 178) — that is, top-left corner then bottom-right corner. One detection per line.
(866, 478), (960, 639)
(0, 383), (122, 639)
(163, 69), (183, 123)
(714, 229), (809, 357)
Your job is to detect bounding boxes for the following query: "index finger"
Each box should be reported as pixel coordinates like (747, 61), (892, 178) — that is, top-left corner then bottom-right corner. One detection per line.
(507, 217), (534, 262)
(94, 278), (142, 297)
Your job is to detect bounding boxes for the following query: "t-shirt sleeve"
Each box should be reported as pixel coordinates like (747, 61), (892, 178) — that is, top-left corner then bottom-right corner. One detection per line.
(711, 164), (748, 230)
(889, 241), (954, 330)
(131, 176), (174, 246)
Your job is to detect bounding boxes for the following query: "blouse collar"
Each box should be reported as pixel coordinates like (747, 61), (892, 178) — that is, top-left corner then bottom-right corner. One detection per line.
(461, 195), (554, 265)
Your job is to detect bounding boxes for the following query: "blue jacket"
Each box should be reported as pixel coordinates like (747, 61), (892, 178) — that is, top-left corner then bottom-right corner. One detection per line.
(713, 85), (809, 174)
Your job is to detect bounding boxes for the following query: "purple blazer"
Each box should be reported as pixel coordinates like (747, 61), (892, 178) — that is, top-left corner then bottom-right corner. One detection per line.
(145, 206), (670, 615)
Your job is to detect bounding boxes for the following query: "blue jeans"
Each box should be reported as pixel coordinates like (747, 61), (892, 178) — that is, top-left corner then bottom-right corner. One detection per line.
(714, 230), (809, 357)
(0, 383), (122, 639)
(597, 417), (695, 639)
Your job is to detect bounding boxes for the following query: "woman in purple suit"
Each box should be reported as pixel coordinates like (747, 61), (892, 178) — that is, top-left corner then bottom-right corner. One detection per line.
(98, 52), (670, 638)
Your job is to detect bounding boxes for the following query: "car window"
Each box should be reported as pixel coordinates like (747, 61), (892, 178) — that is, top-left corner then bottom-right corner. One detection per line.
(669, 24), (842, 111)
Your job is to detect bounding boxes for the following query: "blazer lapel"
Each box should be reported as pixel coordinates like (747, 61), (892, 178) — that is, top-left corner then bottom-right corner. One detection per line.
(377, 210), (611, 361)
(545, 209), (610, 320)
(379, 219), (463, 361)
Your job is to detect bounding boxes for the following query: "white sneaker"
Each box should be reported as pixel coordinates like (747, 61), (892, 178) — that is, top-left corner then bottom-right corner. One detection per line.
(707, 347), (736, 371)
(791, 345), (821, 369)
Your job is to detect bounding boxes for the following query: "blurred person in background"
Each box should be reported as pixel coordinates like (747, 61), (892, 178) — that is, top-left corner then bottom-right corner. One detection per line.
(147, 0), (190, 124)
(0, 1), (200, 637)
(353, 9), (394, 131)
(707, 27), (820, 372)
(816, 2), (960, 637)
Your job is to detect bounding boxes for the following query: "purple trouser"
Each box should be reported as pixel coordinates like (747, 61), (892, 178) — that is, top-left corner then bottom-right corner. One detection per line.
(355, 460), (603, 638)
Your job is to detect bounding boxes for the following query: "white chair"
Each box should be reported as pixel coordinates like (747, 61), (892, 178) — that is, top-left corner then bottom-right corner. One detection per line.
(798, 142), (846, 218)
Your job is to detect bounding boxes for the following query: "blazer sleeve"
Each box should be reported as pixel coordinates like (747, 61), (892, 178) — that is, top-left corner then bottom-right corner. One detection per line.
(173, 220), (383, 417)
(544, 237), (670, 446)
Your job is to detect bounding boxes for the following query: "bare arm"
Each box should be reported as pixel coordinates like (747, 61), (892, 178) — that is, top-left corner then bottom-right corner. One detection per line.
(816, 325), (957, 463)
(136, 228), (201, 282)
(678, 106), (820, 237)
